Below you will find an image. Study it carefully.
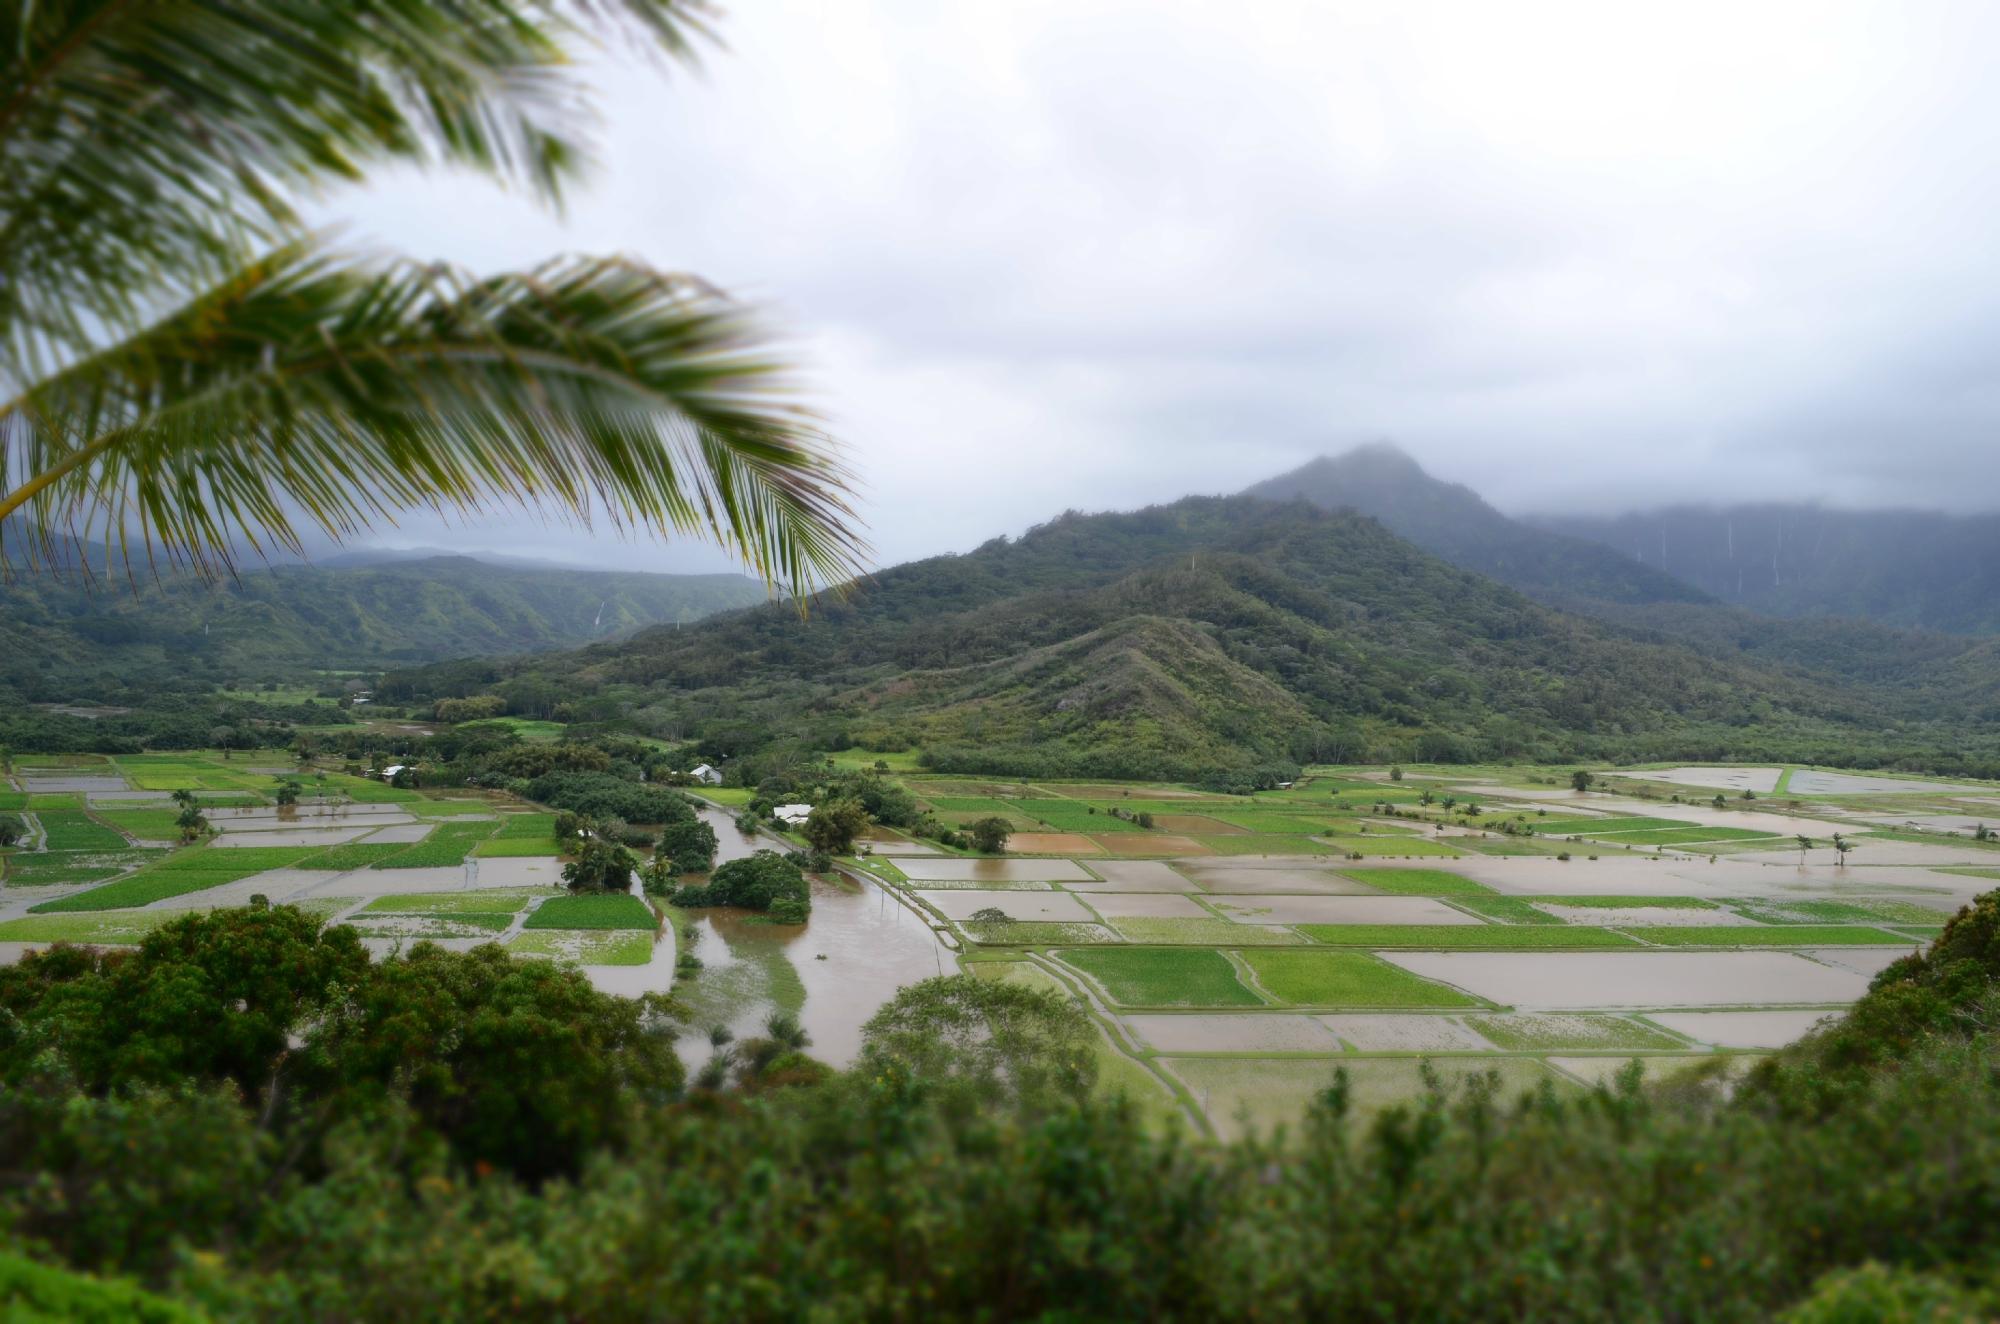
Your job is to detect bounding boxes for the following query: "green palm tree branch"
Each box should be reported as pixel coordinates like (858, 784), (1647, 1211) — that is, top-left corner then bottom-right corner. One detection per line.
(0, 0), (714, 366)
(0, 245), (865, 596)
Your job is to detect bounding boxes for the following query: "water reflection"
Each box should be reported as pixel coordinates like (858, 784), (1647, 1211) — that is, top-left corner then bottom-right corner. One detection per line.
(592, 804), (953, 1069)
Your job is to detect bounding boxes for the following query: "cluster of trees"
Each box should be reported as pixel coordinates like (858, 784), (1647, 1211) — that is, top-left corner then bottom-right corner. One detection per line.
(669, 851), (811, 923)
(4, 896), (2000, 1315)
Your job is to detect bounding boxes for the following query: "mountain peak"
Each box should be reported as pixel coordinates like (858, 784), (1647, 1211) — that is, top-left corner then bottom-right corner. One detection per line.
(1243, 445), (1709, 608)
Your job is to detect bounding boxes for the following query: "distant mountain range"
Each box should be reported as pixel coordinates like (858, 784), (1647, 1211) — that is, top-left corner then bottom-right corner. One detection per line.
(0, 557), (767, 692)
(1530, 505), (2000, 636)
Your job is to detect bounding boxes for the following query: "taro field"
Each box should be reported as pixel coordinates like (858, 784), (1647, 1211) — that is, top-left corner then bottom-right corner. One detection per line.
(861, 763), (2000, 1138)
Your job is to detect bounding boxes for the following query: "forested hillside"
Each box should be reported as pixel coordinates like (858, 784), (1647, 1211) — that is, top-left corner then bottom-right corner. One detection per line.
(1535, 505), (2000, 635)
(385, 497), (2000, 778)
(0, 557), (766, 692)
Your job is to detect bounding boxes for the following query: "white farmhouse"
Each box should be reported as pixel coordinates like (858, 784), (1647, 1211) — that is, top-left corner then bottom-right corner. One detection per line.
(690, 763), (723, 785)
(773, 803), (813, 827)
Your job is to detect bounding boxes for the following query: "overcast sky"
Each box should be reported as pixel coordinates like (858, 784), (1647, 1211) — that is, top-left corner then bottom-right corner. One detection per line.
(327, 0), (2000, 575)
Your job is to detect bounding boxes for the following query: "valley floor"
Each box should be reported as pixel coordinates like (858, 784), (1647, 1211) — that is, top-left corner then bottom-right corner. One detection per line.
(5, 753), (1996, 1138)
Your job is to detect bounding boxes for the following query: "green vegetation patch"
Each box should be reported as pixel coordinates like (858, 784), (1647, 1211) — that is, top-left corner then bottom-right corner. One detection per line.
(409, 799), (499, 817)
(1015, 799), (1143, 832)
(158, 846), (314, 873)
(0, 911), (181, 944)
(1535, 816), (1689, 835)
(371, 820), (496, 868)
(1530, 895), (1719, 910)
(1448, 895), (1566, 925)
(1240, 948), (1480, 1007)
(1734, 898), (1952, 926)
(506, 929), (654, 965)
(1465, 1014), (1689, 1051)
(1109, 917), (1304, 946)
(962, 921), (1121, 946)
(35, 811), (128, 852)
(1619, 925), (1914, 947)
(25, 794), (83, 811)
(0, 793), (24, 810)
(296, 842), (410, 871)
(346, 911), (515, 936)
(86, 808), (183, 840)
(471, 836), (561, 857)
(3, 849), (159, 887)
(29, 870), (253, 912)
(1057, 947), (1261, 1007)
(523, 893), (657, 931)
(1341, 867), (1490, 896)
(361, 890), (542, 915)
(495, 812), (559, 838)
(1590, 826), (1785, 846)
(1301, 925), (1641, 950)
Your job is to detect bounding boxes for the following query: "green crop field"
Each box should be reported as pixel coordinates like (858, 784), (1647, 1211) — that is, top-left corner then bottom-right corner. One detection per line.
(1341, 867), (1490, 896)
(961, 920), (1121, 945)
(371, 821), (496, 868)
(494, 812), (559, 838)
(1300, 925), (1642, 949)
(88, 809), (183, 840)
(0, 911), (181, 944)
(523, 894), (657, 930)
(34, 812), (129, 852)
(471, 836), (560, 857)
(157, 846), (314, 873)
(297, 842), (414, 871)
(1465, 1014), (1688, 1051)
(506, 930), (654, 965)
(1108, 917), (1305, 945)
(30, 869), (253, 912)
(1058, 947), (1262, 1007)
(361, 890), (542, 915)
(1735, 898), (1952, 925)
(1534, 817), (1690, 835)
(1448, 895), (1566, 925)
(1238, 949), (1480, 1007)
(1618, 925), (1915, 947)
(1015, 799), (1143, 832)
(3, 849), (159, 887)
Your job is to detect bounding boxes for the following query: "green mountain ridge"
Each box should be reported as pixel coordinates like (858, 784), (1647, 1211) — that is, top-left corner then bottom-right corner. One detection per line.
(0, 556), (767, 692)
(385, 496), (1997, 776)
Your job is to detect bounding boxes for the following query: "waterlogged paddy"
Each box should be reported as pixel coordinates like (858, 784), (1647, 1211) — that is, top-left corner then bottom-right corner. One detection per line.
(6, 758), (1993, 1142)
(1381, 950), (1876, 1008)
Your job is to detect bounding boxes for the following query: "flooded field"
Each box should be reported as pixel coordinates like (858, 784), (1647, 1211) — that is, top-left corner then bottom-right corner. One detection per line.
(1630, 767), (1783, 793)
(1381, 950), (1876, 1008)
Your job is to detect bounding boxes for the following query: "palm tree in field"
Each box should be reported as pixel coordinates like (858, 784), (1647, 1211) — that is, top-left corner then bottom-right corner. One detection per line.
(0, 2), (860, 594)
(1795, 833), (1813, 868)
(1832, 833), (1854, 869)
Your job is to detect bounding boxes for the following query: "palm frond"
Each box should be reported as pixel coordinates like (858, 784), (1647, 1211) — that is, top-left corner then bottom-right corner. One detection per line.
(0, 0), (715, 368)
(0, 245), (865, 597)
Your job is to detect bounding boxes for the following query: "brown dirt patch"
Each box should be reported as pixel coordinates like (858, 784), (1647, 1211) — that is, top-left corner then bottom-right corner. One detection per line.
(1154, 814), (1243, 834)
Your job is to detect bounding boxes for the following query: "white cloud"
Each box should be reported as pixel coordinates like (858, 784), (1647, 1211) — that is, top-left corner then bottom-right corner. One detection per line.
(320, 0), (2000, 571)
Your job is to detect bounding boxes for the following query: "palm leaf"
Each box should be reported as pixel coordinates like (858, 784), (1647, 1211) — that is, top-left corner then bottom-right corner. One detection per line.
(0, 244), (865, 595)
(0, 0), (714, 366)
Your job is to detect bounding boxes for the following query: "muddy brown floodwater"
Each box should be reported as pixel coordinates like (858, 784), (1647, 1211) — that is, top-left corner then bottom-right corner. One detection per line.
(591, 805), (954, 1070)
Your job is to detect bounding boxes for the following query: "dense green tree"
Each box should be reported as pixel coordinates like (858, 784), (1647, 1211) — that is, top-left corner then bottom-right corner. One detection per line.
(562, 838), (637, 894)
(0, 815), (21, 848)
(0, 907), (368, 1103)
(304, 945), (681, 1182)
(1571, 769), (1594, 792)
(967, 816), (1012, 855)
(670, 850), (809, 920)
(656, 818), (719, 876)
(857, 974), (1096, 1110)
(803, 796), (869, 855)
